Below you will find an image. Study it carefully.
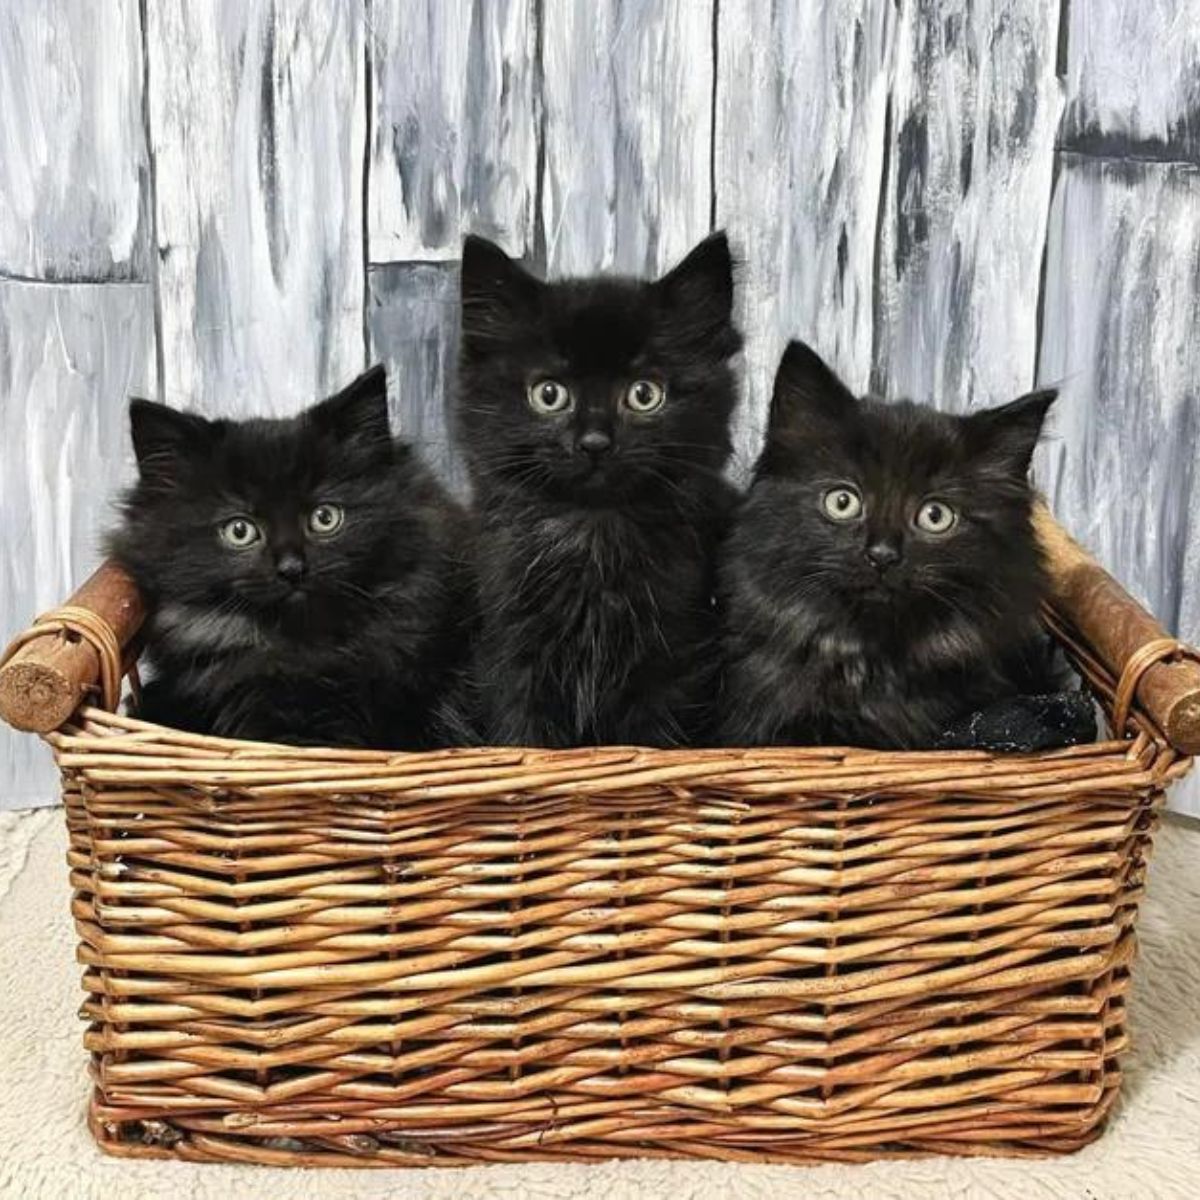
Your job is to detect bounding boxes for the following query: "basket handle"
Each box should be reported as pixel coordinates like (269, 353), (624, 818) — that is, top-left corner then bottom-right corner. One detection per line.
(1034, 501), (1200, 755)
(0, 560), (145, 733)
(1, 523), (1198, 753)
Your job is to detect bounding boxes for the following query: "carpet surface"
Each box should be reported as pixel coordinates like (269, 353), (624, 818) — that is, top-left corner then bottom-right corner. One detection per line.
(2, 807), (1198, 1199)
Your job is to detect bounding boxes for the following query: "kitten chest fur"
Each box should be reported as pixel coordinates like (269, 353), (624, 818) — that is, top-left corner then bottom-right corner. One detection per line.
(475, 499), (719, 746)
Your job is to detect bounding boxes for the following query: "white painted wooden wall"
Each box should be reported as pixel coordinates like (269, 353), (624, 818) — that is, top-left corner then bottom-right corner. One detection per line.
(2, 1), (1197, 812)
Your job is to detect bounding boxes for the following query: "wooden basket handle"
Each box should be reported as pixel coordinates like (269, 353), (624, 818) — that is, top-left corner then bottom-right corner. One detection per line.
(0, 560), (145, 733)
(1, 517), (1198, 754)
(1033, 501), (1200, 755)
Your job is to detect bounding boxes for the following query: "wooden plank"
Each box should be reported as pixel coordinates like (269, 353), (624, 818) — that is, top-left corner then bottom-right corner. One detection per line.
(367, 0), (537, 262)
(1037, 156), (1200, 637)
(0, 281), (155, 807)
(1036, 155), (1200, 813)
(541, 0), (714, 279)
(0, 0), (148, 280)
(715, 0), (896, 473)
(1063, 0), (1200, 163)
(874, 0), (1063, 412)
(366, 262), (462, 488)
(145, 0), (366, 412)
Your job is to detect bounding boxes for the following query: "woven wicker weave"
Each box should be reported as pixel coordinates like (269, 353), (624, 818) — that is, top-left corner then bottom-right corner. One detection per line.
(2, 507), (1198, 1168)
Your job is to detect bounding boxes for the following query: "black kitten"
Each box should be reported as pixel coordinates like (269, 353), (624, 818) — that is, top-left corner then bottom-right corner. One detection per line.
(451, 232), (742, 747)
(108, 366), (472, 748)
(720, 340), (1061, 749)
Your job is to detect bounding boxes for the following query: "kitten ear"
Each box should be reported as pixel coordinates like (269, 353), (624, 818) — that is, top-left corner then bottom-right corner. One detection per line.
(653, 232), (739, 350)
(311, 364), (393, 459)
(655, 231), (734, 320)
(129, 399), (215, 485)
(460, 235), (541, 345)
(768, 340), (858, 435)
(965, 388), (1056, 475)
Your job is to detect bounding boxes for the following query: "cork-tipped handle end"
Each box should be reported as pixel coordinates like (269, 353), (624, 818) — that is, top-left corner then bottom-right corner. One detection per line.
(0, 561), (145, 733)
(1034, 501), (1200, 756)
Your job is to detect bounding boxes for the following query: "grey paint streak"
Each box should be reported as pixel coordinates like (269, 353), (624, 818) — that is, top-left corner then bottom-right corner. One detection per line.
(368, 0), (538, 262)
(366, 263), (463, 488)
(716, 0), (895, 473)
(1036, 155), (1200, 814)
(874, 0), (1062, 413)
(0, 0), (148, 280)
(541, 0), (714, 278)
(0, 282), (154, 806)
(1063, 0), (1200, 165)
(145, 0), (366, 413)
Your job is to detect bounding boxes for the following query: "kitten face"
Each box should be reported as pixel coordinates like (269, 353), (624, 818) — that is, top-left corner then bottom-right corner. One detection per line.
(118, 366), (404, 640)
(456, 233), (742, 502)
(752, 341), (1055, 624)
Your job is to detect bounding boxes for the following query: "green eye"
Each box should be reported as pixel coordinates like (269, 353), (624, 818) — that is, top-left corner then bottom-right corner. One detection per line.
(528, 379), (572, 415)
(624, 379), (665, 414)
(308, 502), (345, 536)
(219, 516), (261, 549)
(915, 499), (957, 534)
(821, 486), (863, 522)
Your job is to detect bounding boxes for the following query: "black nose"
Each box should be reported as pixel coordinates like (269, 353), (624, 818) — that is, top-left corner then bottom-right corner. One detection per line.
(577, 430), (612, 456)
(276, 552), (306, 584)
(865, 541), (902, 572)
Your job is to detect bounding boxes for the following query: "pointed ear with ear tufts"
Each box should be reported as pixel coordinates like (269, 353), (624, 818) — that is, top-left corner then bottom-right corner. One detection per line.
(652, 231), (740, 353)
(459, 235), (542, 346)
(129, 399), (217, 488)
(964, 387), (1057, 476)
(766, 339), (859, 437)
(310, 364), (393, 461)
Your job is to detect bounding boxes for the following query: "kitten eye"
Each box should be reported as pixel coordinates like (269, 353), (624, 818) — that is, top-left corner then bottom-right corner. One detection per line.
(623, 379), (666, 414)
(308, 502), (345, 537)
(821, 486), (863, 522)
(219, 516), (261, 549)
(527, 379), (572, 415)
(915, 499), (957, 534)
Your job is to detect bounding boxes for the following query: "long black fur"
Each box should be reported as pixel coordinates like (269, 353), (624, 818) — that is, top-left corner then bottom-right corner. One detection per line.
(450, 232), (743, 747)
(720, 340), (1061, 749)
(108, 366), (472, 748)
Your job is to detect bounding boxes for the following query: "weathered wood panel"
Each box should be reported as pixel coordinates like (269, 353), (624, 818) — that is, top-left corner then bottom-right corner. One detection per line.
(1036, 155), (1200, 814)
(715, 0), (896, 472)
(0, 282), (154, 806)
(0, 0), (148, 280)
(874, 0), (1063, 412)
(366, 263), (462, 486)
(145, 0), (366, 412)
(541, 0), (714, 279)
(1063, 0), (1200, 162)
(367, 0), (537, 263)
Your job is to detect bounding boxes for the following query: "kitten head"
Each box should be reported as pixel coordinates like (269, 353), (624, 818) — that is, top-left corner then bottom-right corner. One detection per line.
(455, 233), (742, 502)
(111, 365), (411, 641)
(750, 339), (1055, 629)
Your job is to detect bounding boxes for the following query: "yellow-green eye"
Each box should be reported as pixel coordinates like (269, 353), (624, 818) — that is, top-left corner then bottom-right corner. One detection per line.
(624, 379), (665, 414)
(821, 486), (863, 522)
(528, 379), (572, 415)
(308, 502), (345, 536)
(915, 499), (957, 534)
(219, 516), (261, 548)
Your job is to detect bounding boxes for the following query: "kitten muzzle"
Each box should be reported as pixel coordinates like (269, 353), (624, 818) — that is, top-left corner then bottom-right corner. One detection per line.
(865, 539), (902, 573)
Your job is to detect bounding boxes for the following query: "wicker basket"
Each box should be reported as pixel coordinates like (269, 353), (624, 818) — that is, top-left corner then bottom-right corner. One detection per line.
(2, 505), (1198, 1169)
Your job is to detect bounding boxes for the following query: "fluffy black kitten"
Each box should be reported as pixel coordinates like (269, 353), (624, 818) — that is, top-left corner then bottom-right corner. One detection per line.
(108, 366), (472, 748)
(720, 340), (1061, 749)
(451, 232), (742, 747)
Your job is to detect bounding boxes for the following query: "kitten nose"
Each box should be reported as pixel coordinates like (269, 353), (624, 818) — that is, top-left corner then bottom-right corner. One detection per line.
(276, 552), (306, 584)
(865, 540), (902, 572)
(577, 430), (612, 457)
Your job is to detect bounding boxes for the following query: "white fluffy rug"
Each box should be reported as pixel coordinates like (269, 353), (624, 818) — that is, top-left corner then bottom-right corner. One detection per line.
(2, 807), (1198, 1200)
